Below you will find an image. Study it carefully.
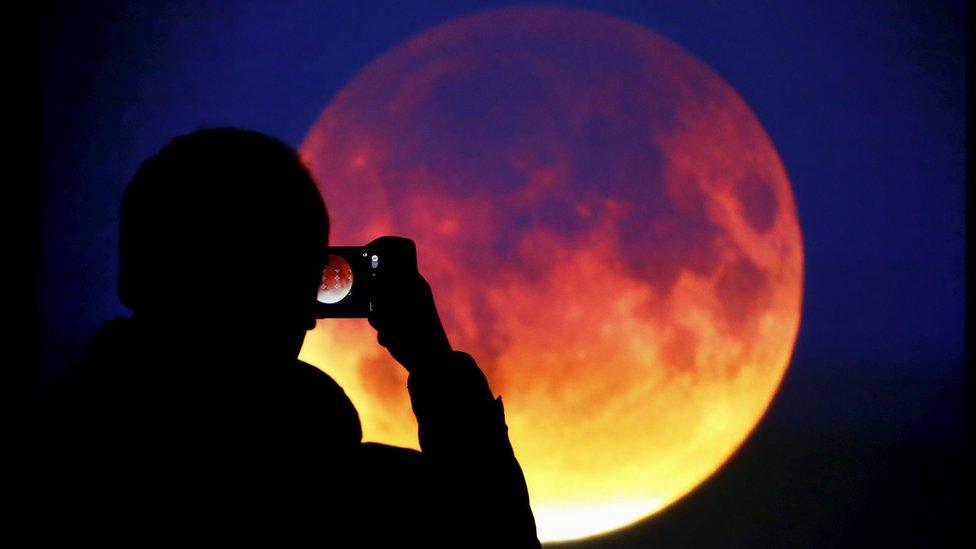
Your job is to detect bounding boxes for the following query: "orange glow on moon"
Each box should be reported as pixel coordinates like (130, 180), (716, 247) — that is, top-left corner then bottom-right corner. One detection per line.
(298, 7), (803, 543)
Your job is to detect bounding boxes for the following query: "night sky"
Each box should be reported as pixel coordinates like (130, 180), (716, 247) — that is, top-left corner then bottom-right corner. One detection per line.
(40, 1), (965, 545)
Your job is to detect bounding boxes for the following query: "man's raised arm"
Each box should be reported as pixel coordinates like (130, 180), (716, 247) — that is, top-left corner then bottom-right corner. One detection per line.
(366, 236), (540, 547)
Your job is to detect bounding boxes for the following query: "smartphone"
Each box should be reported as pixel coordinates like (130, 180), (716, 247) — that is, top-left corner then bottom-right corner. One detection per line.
(316, 246), (380, 318)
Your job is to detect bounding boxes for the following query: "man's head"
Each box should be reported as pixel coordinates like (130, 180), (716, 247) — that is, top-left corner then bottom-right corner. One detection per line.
(119, 129), (329, 357)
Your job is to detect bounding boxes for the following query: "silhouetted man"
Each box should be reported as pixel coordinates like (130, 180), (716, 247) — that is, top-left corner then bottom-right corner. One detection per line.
(43, 129), (539, 546)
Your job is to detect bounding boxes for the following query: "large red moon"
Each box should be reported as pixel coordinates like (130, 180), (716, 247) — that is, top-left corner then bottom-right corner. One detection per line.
(299, 6), (803, 543)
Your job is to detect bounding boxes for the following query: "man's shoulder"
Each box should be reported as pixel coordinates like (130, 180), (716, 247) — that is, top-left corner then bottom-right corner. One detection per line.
(292, 359), (345, 388)
(290, 360), (362, 406)
(285, 359), (364, 444)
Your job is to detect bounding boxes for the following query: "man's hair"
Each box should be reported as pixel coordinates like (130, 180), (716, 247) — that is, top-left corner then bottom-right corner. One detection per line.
(118, 128), (329, 312)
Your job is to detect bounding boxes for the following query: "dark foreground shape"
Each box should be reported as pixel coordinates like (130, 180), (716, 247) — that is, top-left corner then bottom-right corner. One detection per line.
(41, 129), (540, 546)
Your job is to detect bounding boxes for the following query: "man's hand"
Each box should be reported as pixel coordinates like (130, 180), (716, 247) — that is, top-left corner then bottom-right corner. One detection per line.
(366, 236), (452, 373)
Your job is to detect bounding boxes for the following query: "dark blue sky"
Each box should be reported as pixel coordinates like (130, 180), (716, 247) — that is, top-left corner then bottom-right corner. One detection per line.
(40, 1), (965, 543)
(42, 0), (966, 373)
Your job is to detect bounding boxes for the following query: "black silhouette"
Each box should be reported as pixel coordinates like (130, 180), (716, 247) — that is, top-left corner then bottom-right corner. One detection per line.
(42, 129), (540, 546)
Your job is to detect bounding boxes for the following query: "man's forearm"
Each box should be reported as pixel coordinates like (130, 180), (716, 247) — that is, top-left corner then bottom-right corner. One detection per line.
(407, 350), (540, 546)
